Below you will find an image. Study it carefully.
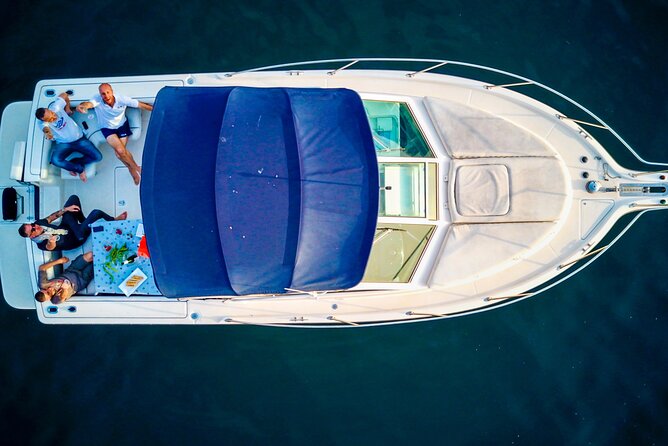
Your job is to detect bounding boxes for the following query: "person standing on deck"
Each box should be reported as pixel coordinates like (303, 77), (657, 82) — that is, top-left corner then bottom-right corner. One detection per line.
(35, 92), (102, 182)
(77, 83), (153, 185)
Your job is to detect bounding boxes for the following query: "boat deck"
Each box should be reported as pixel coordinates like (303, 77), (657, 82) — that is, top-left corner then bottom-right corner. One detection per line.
(2, 65), (665, 325)
(28, 110), (150, 298)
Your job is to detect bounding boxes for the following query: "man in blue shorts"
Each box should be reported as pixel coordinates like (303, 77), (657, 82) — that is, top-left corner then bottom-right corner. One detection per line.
(77, 83), (153, 185)
(36, 92), (102, 182)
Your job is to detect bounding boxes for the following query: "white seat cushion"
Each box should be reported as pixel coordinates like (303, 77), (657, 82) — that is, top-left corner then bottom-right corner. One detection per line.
(455, 164), (509, 216)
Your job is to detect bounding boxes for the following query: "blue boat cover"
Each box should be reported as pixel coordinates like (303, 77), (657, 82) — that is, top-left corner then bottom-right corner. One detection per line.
(141, 86), (378, 297)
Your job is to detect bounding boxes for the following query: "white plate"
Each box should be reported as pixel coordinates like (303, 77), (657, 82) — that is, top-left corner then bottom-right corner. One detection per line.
(118, 267), (148, 297)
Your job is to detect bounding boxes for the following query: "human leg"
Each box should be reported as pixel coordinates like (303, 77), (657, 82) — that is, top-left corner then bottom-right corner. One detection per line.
(80, 259), (95, 289)
(50, 142), (85, 174)
(67, 253), (94, 289)
(106, 133), (141, 185)
(67, 253), (88, 271)
(65, 209), (113, 241)
(72, 138), (103, 165)
(119, 135), (141, 175)
(63, 195), (85, 223)
(63, 194), (81, 208)
(70, 138), (102, 182)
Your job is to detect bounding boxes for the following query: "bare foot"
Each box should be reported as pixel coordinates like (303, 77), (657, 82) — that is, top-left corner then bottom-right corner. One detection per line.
(136, 165), (142, 174)
(79, 171), (88, 183)
(115, 211), (128, 220)
(131, 170), (141, 186)
(69, 170), (77, 177)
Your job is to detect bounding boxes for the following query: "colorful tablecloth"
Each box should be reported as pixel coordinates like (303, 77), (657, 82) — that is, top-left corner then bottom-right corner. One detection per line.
(91, 219), (161, 295)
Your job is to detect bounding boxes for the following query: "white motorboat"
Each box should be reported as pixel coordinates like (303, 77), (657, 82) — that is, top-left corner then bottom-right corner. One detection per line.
(1, 58), (666, 326)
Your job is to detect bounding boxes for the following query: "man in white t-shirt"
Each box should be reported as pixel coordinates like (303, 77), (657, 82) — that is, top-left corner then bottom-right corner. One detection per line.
(77, 83), (153, 185)
(35, 93), (103, 182)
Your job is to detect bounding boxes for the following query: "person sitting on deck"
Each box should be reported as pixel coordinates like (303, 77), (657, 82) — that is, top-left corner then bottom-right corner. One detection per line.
(35, 252), (94, 304)
(18, 194), (127, 251)
(35, 92), (102, 183)
(77, 83), (153, 185)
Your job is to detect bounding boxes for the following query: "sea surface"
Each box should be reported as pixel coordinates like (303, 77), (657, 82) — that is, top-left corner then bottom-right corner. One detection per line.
(1, 1), (668, 444)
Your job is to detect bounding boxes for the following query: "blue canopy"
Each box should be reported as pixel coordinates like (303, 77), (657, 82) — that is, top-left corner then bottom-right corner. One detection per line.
(141, 86), (378, 297)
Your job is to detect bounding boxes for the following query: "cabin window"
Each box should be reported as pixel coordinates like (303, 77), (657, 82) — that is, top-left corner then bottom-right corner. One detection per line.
(363, 223), (436, 283)
(363, 100), (434, 158)
(379, 163), (426, 218)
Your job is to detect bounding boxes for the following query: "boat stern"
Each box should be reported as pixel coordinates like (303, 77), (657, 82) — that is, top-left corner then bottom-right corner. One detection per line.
(0, 101), (40, 309)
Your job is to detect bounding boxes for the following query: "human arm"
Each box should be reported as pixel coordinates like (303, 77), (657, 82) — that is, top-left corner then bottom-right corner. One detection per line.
(137, 101), (153, 111)
(58, 93), (73, 115)
(39, 256), (69, 272)
(38, 256), (69, 287)
(42, 126), (54, 140)
(37, 235), (58, 251)
(44, 204), (81, 224)
(76, 101), (94, 113)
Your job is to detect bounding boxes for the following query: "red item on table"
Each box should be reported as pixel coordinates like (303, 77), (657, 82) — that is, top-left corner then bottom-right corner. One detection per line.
(137, 235), (150, 258)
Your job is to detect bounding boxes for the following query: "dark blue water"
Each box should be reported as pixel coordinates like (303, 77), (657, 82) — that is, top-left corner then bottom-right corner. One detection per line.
(2, 1), (668, 444)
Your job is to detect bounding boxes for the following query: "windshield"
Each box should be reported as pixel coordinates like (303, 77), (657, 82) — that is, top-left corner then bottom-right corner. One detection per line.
(363, 223), (436, 283)
(363, 100), (434, 158)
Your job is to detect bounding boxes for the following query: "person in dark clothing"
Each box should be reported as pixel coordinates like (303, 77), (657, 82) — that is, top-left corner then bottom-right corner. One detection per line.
(18, 195), (126, 251)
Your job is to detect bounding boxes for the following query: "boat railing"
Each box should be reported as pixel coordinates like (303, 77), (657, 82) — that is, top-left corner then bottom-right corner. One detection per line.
(223, 57), (667, 172)
(218, 211), (659, 328)
(215, 58), (667, 326)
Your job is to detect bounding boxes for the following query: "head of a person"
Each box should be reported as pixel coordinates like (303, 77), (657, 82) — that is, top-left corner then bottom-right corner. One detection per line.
(99, 83), (114, 106)
(18, 222), (43, 239)
(35, 288), (53, 303)
(35, 108), (57, 122)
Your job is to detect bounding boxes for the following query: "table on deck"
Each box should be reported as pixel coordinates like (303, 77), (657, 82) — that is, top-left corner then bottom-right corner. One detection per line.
(91, 219), (161, 295)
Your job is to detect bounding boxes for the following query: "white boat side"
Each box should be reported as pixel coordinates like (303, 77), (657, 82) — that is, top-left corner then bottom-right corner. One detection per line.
(1, 59), (666, 326)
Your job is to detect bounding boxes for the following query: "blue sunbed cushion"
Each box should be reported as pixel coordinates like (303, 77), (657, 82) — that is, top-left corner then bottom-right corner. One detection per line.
(142, 86), (378, 297)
